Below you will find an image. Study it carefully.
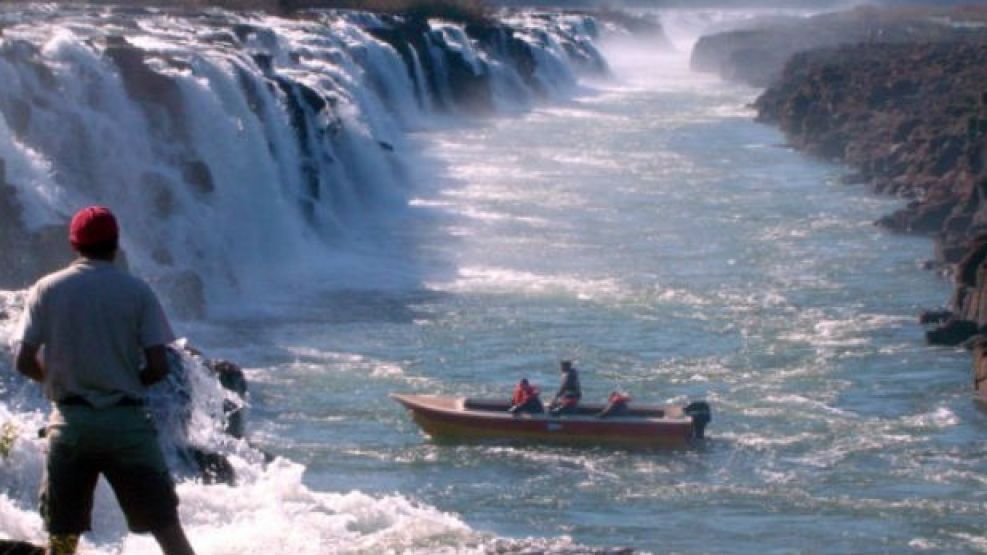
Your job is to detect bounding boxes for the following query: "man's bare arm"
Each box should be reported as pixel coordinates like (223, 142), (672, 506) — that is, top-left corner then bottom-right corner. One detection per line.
(140, 345), (170, 386)
(14, 342), (44, 383)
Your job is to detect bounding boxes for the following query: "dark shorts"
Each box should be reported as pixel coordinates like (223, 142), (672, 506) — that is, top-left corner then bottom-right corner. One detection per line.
(510, 397), (544, 414)
(41, 405), (179, 534)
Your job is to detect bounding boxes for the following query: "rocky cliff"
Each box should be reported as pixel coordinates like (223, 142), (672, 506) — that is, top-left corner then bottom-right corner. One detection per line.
(686, 8), (987, 392)
(752, 37), (987, 348)
(694, 6), (987, 386)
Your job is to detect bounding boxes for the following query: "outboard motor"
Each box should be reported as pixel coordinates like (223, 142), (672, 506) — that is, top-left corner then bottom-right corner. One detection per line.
(684, 401), (711, 439)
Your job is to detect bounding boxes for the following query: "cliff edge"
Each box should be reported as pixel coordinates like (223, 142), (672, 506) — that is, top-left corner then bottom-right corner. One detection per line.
(693, 6), (987, 375)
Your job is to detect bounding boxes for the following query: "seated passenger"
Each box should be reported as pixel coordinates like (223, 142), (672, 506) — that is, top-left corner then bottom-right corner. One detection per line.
(509, 378), (544, 415)
(598, 391), (631, 418)
(549, 360), (582, 416)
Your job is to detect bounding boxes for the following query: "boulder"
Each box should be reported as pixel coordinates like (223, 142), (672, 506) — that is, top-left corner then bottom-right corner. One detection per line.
(973, 335), (987, 395)
(206, 358), (248, 439)
(0, 177), (74, 289)
(925, 318), (979, 346)
(149, 270), (206, 320)
(154, 346), (251, 486)
(918, 309), (953, 325)
(0, 540), (44, 555)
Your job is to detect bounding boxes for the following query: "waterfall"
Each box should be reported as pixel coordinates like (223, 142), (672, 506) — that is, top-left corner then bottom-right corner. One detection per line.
(0, 6), (611, 551)
(0, 6), (607, 313)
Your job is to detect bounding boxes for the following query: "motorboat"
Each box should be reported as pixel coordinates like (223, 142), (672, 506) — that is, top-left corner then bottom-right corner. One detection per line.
(391, 393), (711, 448)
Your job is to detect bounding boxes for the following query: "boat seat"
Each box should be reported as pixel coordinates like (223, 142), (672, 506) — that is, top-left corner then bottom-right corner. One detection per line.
(463, 398), (666, 418)
(464, 398), (513, 412)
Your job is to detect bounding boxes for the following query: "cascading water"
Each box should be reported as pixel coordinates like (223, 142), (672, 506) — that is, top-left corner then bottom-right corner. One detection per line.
(0, 5), (617, 554)
(0, 6), (605, 308)
(4, 6), (974, 555)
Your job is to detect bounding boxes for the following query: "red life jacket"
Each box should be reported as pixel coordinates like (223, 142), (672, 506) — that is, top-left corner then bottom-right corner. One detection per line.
(513, 382), (540, 405)
(512, 385), (525, 405)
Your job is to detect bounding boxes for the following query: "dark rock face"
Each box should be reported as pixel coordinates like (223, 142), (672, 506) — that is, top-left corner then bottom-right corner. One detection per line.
(0, 163), (75, 289)
(148, 270), (207, 320)
(0, 540), (44, 555)
(369, 13), (606, 114)
(152, 345), (250, 486)
(925, 318), (979, 346)
(370, 17), (507, 113)
(919, 309), (953, 325)
(207, 358), (248, 440)
(739, 8), (987, 386)
(753, 40), (987, 332)
(973, 336), (987, 396)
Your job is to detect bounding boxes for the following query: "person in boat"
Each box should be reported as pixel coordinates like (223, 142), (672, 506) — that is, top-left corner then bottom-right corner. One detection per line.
(12, 206), (197, 555)
(549, 360), (582, 415)
(509, 378), (544, 414)
(597, 391), (631, 418)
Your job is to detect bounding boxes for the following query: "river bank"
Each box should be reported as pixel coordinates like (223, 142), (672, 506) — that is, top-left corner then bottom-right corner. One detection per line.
(1, 6), (981, 554)
(692, 5), (987, 357)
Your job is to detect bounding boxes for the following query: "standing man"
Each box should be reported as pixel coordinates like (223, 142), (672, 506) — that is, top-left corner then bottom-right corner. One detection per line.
(549, 359), (582, 415)
(12, 206), (196, 555)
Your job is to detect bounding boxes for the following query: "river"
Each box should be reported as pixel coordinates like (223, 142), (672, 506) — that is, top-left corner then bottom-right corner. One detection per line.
(1, 9), (981, 555)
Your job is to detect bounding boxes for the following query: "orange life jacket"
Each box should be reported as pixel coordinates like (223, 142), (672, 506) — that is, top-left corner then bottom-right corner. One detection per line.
(513, 382), (540, 405)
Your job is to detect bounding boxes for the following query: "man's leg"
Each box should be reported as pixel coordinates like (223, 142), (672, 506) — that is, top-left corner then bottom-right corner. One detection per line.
(42, 423), (97, 555)
(150, 522), (196, 555)
(46, 534), (79, 555)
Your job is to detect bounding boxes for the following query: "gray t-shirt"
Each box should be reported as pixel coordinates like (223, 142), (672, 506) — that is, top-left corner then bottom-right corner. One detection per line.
(15, 259), (175, 408)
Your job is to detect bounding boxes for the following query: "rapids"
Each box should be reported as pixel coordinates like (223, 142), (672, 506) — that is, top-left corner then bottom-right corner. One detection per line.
(1, 6), (981, 555)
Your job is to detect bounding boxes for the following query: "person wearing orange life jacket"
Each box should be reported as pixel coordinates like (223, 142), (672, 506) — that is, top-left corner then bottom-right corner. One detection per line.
(509, 378), (544, 415)
(549, 360), (582, 416)
(598, 391), (631, 418)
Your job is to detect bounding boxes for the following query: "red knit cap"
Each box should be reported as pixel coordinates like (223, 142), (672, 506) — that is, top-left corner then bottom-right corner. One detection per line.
(69, 206), (119, 247)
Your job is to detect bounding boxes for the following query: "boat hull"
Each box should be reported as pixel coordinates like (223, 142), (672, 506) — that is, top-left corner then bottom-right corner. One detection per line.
(391, 394), (708, 449)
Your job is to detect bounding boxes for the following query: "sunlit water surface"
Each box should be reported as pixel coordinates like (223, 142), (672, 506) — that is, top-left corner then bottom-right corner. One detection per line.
(180, 43), (986, 555)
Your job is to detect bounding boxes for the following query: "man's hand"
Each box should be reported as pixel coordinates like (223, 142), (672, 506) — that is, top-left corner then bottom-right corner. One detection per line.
(140, 345), (170, 386)
(14, 342), (45, 383)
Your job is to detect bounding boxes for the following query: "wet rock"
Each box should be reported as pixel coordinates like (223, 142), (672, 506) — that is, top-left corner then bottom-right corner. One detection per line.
(925, 318), (979, 346)
(159, 346), (250, 487)
(143, 172), (177, 218)
(0, 540), (44, 555)
(103, 37), (188, 141)
(207, 359), (248, 439)
(0, 179), (75, 289)
(749, 28), (987, 347)
(182, 160), (215, 195)
(149, 270), (206, 320)
(192, 449), (237, 486)
(152, 247), (174, 266)
(919, 309), (953, 325)
(973, 335), (987, 395)
(371, 13), (605, 115)
(877, 200), (956, 234)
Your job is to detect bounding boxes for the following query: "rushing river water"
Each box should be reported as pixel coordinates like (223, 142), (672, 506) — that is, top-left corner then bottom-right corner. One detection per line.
(1, 12), (982, 555)
(184, 39), (978, 555)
